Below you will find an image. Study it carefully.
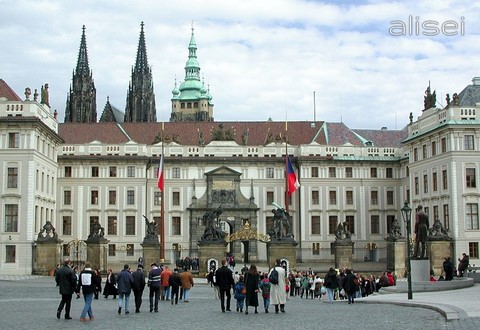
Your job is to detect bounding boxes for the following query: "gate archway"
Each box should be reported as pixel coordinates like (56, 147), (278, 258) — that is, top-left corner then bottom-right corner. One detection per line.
(225, 221), (270, 263)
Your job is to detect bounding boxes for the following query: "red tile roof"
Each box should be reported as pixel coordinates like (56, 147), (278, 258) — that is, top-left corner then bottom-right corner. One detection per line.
(0, 79), (22, 101)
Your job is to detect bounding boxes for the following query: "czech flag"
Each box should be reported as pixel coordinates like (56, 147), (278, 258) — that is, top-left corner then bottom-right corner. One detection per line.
(157, 154), (164, 191)
(287, 156), (300, 195)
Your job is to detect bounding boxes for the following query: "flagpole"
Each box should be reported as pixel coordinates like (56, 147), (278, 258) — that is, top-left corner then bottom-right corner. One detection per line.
(285, 111), (289, 213)
(160, 122), (165, 261)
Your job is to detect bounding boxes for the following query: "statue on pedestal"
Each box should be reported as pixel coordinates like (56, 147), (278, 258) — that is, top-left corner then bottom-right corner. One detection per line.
(335, 221), (351, 242)
(88, 220), (105, 240)
(37, 221), (58, 241)
(143, 215), (158, 241)
(201, 206), (226, 241)
(269, 206), (293, 240)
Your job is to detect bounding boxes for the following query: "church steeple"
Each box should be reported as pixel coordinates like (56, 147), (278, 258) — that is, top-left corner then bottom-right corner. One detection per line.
(170, 26), (214, 122)
(124, 21), (157, 122)
(64, 25), (97, 123)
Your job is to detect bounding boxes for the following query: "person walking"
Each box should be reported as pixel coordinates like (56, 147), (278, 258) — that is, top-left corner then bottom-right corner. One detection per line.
(323, 267), (339, 303)
(147, 262), (161, 312)
(117, 264), (134, 315)
(77, 261), (100, 322)
(160, 265), (172, 301)
(55, 257), (78, 320)
(244, 264), (259, 314)
(169, 268), (182, 305)
(342, 268), (358, 304)
(215, 259), (235, 312)
(132, 264), (146, 313)
(233, 275), (246, 312)
(269, 259), (287, 314)
(103, 268), (117, 299)
(259, 273), (271, 313)
(180, 268), (194, 302)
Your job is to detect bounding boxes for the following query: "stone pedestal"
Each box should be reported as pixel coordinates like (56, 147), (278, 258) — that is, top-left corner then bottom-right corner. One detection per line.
(411, 258), (430, 282)
(34, 240), (62, 275)
(267, 240), (298, 271)
(86, 238), (109, 272)
(141, 241), (161, 268)
(386, 239), (406, 277)
(198, 241), (227, 276)
(331, 241), (354, 270)
(427, 240), (452, 277)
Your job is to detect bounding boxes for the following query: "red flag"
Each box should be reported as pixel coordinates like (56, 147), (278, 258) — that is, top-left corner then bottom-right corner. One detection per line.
(157, 154), (164, 191)
(287, 156), (300, 195)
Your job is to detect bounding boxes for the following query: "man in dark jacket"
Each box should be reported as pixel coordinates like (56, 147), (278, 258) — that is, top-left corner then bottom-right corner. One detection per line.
(77, 261), (100, 322)
(215, 259), (235, 312)
(117, 264), (134, 315)
(148, 262), (161, 312)
(132, 264), (146, 313)
(169, 268), (182, 305)
(443, 257), (455, 280)
(55, 257), (78, 320)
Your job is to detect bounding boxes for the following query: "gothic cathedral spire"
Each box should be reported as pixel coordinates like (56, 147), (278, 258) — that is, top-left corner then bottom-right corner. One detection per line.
(64, 25), (97, 123)
(124, 22), (157, 122)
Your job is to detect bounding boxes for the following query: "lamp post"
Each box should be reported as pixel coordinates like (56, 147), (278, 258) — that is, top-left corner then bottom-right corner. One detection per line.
(401, 201), (413, 300)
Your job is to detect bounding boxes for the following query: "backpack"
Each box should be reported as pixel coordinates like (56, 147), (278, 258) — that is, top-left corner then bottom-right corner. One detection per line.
(269, 268), (279, 285)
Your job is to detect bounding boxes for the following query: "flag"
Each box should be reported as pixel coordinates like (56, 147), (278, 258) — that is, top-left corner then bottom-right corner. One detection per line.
(287, 156), (300, 195)
(157, 154), (164, 191)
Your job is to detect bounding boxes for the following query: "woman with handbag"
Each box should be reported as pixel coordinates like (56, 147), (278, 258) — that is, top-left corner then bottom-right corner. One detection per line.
(244, 264), (259, 314)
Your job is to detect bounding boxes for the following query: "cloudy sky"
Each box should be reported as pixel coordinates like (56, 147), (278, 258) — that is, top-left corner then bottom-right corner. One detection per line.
(1, 0), (479, 129)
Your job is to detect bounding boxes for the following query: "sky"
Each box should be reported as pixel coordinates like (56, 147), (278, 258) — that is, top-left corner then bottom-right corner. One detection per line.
(1, 0), (479, 130)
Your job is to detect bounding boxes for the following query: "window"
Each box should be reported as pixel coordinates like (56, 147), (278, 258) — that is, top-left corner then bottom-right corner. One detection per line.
(5, 245), (16, 263)
(127, 190), (135, 205)
(127, 166), (135, 177)
(423, 174), (428, 193)
(442, 170), (448, 189)
(386, 191), (394, 205)
(466, 203), (479, 230)
(431, 141), (437, 156)
(312, 167), (319, 178)
(154, 191), (161, 206)
(91, 166), (99, 177)
(64, 166), (72, 177)
(464, 135), (475, 150)
(386, 168), (393, 178)
(370, 167), (377, 178)
(466, 168), (476, 188)
(311, 190), (319, 205)
(386, 215), (395, 235)
(109, 190), (116, 205)
(8, 133), (19, 148)
(443, 204), (449, 230)
(266, 216), (273, 234)
(413, 148), (418, 161)
(346, 167), (353, 178)
(469, 242), (479, 259)
(5, 204), (18, 232)
(63, 216), (72, 235)
(267, 191), (274, 205)
(311, 216), (320, 235)
(312, 243), (320, 255)
(422, 145), (427, 159)
(109, 166), (117, 177)
(329, 167), (336, 178)
(329, 191), (337, 205)
(126, 216), (136, 235)
(108, 244), (116, 256)
(266, 168), (274, 179)
(172, 216), (181, 235)
(153, 217), (161, 235)
(346, 191), (353, 205)
(345, 216), (355, 234)
(432, 172), (438, 191)
(64, 190), (71, 205)
(433, 205), (439, 223)
(371, 191), (378, 205)
(172, 191), (180, 206)
(7, 168), (18, 188)
(91, 190), (99, 205)
(127, 244), (134, 256)
(108, 216), (117, 235)
(441, 137), (447, 153)
(415, 177), (419, 195)
(172, 168), (180, 179)
(370, 215), (380, 234)
(328, 216), (338, 235)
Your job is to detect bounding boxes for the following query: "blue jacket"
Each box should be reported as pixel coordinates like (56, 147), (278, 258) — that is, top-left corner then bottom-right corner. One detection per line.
(117, 269), (134, 294)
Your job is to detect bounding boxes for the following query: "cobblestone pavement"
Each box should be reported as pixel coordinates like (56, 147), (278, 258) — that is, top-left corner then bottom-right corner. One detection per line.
(0, 276), (477, 330)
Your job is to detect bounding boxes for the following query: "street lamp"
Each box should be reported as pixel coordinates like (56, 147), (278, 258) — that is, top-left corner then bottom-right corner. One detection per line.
(401, 201), (413, 300)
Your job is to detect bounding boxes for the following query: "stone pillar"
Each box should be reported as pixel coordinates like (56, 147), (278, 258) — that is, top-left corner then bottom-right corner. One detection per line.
(34, 240), (62, 275)
(198, 241), (227, 276)
(386, 239), (406, 277)
(267, 241), (298, 271)
(86, 238), (109, 272)
(427, 239), (452, 277)
(411, 258), (430, 282)
(141, 242), (161, 268)
(331, 241), (354, 270)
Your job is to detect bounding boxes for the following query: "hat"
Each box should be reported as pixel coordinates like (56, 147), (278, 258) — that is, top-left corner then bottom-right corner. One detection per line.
(150, 262), (157, 267)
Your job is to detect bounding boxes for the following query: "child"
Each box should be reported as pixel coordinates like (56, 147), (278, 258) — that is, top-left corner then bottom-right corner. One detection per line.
(259, 273), (271, 313)
(233, 275), (246, 312)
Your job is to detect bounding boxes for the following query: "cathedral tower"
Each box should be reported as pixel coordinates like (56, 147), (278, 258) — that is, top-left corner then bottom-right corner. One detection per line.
(64, 25), (97, 123)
